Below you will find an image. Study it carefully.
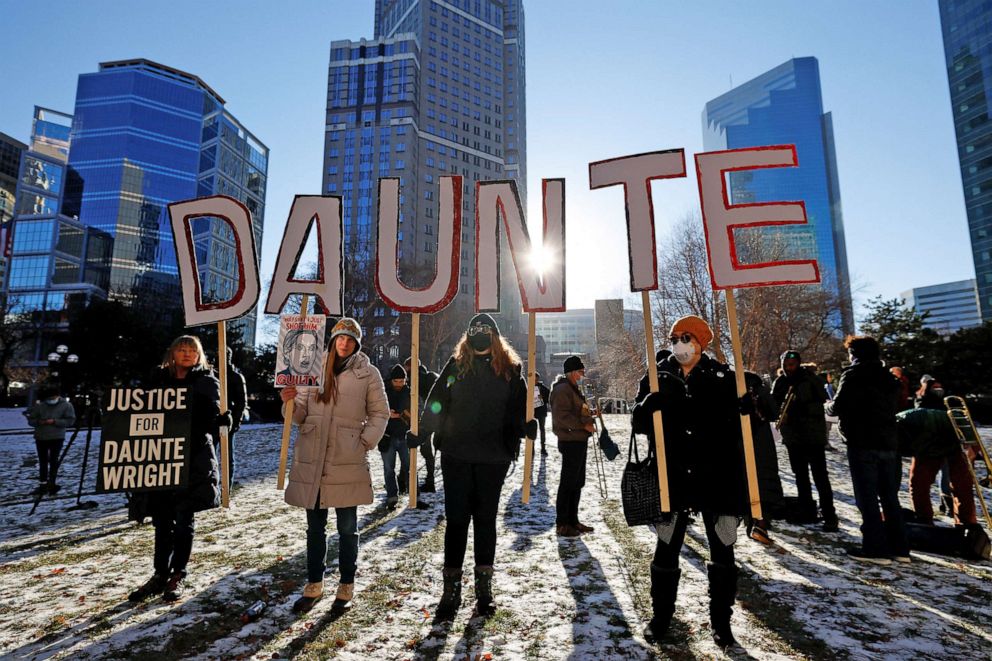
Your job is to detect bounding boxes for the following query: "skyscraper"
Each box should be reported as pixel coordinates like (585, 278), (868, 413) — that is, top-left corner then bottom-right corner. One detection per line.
(939, 0), (992, 322)
(703, 57), (854, 333)
(324, 0), (527, 368)
(65, 59), (268, 344)
(0, 131), (28, 283)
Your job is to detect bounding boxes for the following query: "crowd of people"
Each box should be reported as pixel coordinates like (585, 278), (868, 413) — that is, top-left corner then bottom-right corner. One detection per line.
(21, 309), (988, 651)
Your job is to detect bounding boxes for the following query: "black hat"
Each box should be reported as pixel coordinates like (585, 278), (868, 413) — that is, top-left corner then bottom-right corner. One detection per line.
(563, 355), (585, 373)
(389, 364), (407, 380)
(780, 350), (801, 365)
(468, 313), (499, 336)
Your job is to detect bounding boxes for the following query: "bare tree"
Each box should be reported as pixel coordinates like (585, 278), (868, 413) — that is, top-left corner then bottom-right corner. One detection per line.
(594, 300), (647, 401)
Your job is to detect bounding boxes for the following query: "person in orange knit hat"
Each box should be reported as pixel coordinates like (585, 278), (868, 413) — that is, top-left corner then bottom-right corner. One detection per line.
(631, 314), (751, 649)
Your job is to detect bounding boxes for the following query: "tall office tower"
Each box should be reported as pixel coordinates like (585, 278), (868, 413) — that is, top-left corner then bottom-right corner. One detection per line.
(65, 59), (268, 345)
(324, 1), (527, 369)
(3, 107), (112, 379)
(0, 131), (28, 282)
(901, 278), (981, 335)
(703, 57), (854, 333)
(939, 1), (992, 322)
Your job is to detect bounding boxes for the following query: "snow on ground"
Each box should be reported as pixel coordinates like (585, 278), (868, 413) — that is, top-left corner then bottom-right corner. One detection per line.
(1, 414), (990, 660)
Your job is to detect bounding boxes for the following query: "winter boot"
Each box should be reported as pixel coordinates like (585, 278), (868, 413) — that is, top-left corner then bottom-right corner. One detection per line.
(47, 481), (60, 495)
(707, 563), (738, 649)
(822, 513), (839, 533)
(162, 570), (187, 602)
(434, 568), (462, 620)
(420, 476), (436, 493)
(332, 582), (354, 613)
(643, 564), (680, 644)
(474, 566), (496, 617)
(292, 581), (324, 613)
(128, 573), (167, 602)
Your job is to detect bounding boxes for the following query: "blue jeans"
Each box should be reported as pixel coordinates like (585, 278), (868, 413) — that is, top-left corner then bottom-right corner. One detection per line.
(381, 436), (410, 498)
(305, 502), (358, 584)
(847, 447), (909, 557)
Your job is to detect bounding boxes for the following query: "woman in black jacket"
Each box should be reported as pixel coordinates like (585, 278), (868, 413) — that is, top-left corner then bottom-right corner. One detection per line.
(128, 335), (224, 602)
(632, 316), (748, 649)
(414, 313), (530, 620)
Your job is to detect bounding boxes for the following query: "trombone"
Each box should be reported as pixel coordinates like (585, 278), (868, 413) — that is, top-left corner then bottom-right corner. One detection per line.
(944, 395), (992, 530)
(775, 386), (795, 431)
(588, 395), (609, 499)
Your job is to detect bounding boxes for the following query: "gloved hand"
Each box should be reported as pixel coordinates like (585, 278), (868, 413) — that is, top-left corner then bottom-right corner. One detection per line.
(738, 393), (755, 416)
(640, 391), (665, 414)
(377, 435), (391, 452)
(215, 411), (234, 429)
(405, 430), (422, 448)
(525, 419), (538, 440)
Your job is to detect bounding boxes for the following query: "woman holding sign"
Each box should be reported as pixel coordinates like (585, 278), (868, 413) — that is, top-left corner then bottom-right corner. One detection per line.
(128, 335), (224, 603)
(631, 316), (750, 649)
(414, 313), (531, 620)
(280, 318), (389, 614)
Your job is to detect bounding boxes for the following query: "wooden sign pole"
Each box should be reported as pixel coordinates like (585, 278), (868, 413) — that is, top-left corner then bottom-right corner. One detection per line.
(522, 311), (536, 504)
(277, 294), (309, 490)
(641, 290), (670, 512)
(724, 288), (763, 520)
(217, 321), (231, 508)
(408, 313), (420, 508)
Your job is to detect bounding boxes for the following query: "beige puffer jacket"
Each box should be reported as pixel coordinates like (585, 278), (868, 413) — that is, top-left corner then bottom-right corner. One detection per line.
(284, 351), (389, 510)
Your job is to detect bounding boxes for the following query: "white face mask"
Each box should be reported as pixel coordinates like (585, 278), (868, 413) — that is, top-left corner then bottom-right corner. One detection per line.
(672, 340), (697, 365)
(45, 397), (59, 405)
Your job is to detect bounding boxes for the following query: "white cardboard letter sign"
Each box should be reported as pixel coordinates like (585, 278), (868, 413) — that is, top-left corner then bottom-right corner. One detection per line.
(264, 195), (344, 316)
(475, 179), (566, 313)
(168, 195), (260, 326)
(695, 146), (820, 289)
(588, 150), (686, 292)
(374, 176), (461, 313)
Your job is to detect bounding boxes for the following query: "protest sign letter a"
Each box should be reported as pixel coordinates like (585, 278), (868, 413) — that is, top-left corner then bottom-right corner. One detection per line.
(375, 176), (461, 313)
(695, 146), (820, 289)
(264, 195), (344, 316)
(588, 150), (686, 292)
(475, 179), (566, 313)
(168, 195), (260, 325)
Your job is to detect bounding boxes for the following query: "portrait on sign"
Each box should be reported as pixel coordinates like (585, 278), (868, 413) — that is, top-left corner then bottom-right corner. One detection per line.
(275, 314), (327, 388)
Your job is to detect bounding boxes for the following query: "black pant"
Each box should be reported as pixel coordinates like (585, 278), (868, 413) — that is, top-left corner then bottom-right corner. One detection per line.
(535, 408), (548, 451)
(786, 444), (836, 519)
(35, 438), (63, 483)
(213, 429), (236, 491)
(420, 435), (436, 483)
(556, 442), (588, 525)
(152, 506), (196, 575)
(441, 455), (509, 568)
(653, 512), (735, 568)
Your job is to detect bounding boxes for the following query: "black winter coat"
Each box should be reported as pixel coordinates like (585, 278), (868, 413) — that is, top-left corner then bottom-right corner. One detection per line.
(385, 385), (411, 439)
(772, 368), (828, 447)
(128, 366), (222, 519)
(896, 408), (960, 458)
(420, 354), (526, 464)
(826, 360), (900, 451)
(631, 354), (747, 516)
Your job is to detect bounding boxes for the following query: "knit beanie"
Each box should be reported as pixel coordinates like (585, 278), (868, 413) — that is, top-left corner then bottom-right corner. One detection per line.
(389, 364), (407, 380)
(670, 315), (713, 348)
(563, 355), (585, 373)
(468, 313), (500, 336)
(329, 317), (362, 350)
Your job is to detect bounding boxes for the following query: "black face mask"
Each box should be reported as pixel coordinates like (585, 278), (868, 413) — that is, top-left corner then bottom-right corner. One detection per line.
(468, 332), (493, 352)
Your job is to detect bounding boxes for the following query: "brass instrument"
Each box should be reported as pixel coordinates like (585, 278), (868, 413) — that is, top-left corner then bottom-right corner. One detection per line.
(590, 395), (609, 499)
(775, 386), (795, 431)
(945, 395), (992, 531)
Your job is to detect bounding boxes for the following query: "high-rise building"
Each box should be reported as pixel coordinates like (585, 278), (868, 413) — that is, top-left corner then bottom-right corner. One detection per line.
(0, 131), (28, 283)
(703, 57), (854, 333)
(901, 278), (982, 335)
(324, 1), (527, 368)
(3, 107), (112, 382)
(939, 1), (992, 322)
(65, 59), (268, 345)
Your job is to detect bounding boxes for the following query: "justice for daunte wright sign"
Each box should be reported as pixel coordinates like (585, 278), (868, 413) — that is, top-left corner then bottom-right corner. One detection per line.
(96, 387), (192, 493)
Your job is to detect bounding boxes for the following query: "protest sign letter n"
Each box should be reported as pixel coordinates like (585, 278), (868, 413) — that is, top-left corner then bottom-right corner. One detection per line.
(694, 145), (820, 289)
(168, 195), (260, 325)
(264, 195), (344, 316)
(588, 150), (687, 292)
(374, 176), (461, 312)
(475, 178), (566, 313)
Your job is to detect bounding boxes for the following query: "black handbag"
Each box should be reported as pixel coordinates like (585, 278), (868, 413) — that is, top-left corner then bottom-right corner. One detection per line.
(620, 430), (665, 526)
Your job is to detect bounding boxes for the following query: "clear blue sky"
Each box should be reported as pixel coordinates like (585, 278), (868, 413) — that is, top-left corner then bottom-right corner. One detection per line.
(1, 1), (972, 332)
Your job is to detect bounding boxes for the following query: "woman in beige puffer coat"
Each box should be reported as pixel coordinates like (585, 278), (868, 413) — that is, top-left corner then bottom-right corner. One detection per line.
(280, 317), (388, 614)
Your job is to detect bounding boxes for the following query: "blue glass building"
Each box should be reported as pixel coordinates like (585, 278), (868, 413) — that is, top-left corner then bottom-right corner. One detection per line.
(703, 57), (854, 333)
(65, 59), (268, 344)
(939, 0), (992, 322)
(325, 1), (528, 366)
